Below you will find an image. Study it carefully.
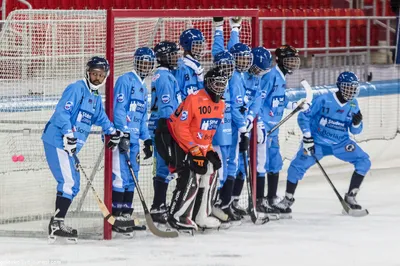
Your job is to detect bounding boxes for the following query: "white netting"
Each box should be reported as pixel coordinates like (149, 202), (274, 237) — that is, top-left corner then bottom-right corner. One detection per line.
(0, 10), (253, 239)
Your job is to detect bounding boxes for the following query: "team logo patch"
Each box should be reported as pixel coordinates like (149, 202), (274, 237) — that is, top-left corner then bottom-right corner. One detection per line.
(272, 96), (285, 108)
(236, 95), (243, 104)
(64, 101), (73, 111)
(319, 117), (346, 131)
(197, 132), (203, 139)
(129, 99), (146, 113)
(345, 144), (356, 152)
(200, 118), (221, 130)
(77, 110), (93, 125)
(117, 93), (124, 103)
(152, 73), (160, 82)
(162, 94), (170, 104)
(180, 110), (188, 121)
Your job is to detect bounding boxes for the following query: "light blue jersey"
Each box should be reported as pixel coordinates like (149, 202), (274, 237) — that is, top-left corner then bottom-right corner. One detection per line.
(243, 72), (263, 120)
(259, 66), (291, 136)
(298, 92), (363, 145)
(174, 56), (204, 99)
(42, 79), (115, 152)
(113, 70), (150, 142)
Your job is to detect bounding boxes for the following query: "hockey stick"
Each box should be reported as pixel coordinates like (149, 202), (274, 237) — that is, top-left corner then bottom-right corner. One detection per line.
(242, 151), (269, 225)
(267, 79), (314, 136)
(123, 153), (179, 238)
(313, 156), (369, 217)
(75, 148), (105, 212)
(72, 154), (136, 228)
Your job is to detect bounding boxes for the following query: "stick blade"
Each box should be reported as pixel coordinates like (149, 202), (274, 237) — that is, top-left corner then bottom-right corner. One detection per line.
(343, 208), (369, 217)
(300, 79), (313, 104)
(145, 213), (179, 238)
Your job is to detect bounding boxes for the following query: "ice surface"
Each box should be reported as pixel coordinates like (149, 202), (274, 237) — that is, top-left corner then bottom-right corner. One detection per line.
(0, 165), (399, 266)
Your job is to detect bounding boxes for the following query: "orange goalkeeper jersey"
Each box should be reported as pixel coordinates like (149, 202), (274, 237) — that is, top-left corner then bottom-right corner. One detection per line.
(168, 89), (225, 156)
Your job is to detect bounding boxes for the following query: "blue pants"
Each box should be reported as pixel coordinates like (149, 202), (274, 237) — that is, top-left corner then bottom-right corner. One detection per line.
(287, 139), (371, 184)
(112, 142), (140, 192)
(227, 129), (240, 178)
(264, 135), (283, 174)
(43, 142), (80, 200)
(214, 145), (231, 189)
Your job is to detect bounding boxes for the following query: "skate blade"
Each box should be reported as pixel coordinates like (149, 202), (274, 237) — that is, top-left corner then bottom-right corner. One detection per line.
(228, 220), (242, 227)
(258, 212), (280, 221)
(48, 235), (78, 244)
(277, 213), (292, 219)
(112, 231), (136, 239)
(342, 208), (369, 217)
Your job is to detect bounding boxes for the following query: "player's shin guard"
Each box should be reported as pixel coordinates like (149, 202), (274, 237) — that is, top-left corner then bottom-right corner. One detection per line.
(267, 172), (279, 200)
(348, 171), (365, 194)
(55, 194), (72, 218)
(168, 168), (199, 230)
(152, 178), (169, 209)
(122, 191), (134, 215)
(112, 190), (124, 216)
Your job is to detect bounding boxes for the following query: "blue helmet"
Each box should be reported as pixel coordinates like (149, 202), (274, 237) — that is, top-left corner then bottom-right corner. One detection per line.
(133, 47), (155, 79)
(213, 51), (235, 79)
(248, 47), (272, 76)
(179, 28), (206, 60)
(336, 71), (360, 101)
(154, 41), (180, 70)
(85, 56), (110, 91)
(229, 43), (253, 72)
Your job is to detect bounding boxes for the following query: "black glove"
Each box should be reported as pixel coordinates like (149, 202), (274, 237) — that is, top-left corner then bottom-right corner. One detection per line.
(206, 150), (222, 171)
(188, 150), (208, 175)
(352, 111), (363, 126)
(143, 139), (153, 160)
(118, 132), (130, 154)
(303, 136), (315, 156)
(107, 130), (121, 150)
(239, 133), (249, 152)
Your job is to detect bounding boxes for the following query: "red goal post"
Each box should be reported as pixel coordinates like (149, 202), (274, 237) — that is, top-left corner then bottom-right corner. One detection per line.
(104, 9), (260, 239)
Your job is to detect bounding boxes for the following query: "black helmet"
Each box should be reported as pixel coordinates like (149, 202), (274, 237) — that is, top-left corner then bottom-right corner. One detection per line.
(275, 44), (300, 75)
(204, 66), (228, 103)
(154, 41), (180, 70)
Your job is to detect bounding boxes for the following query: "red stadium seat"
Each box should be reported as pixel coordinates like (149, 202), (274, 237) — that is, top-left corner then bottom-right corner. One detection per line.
(304, 9), (324, 48)
(283, 9), (305, 48)
(260, 9), (284, 49)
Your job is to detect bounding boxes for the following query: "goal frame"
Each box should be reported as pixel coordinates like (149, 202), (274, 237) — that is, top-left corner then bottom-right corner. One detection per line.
(105, 9), (260, 240)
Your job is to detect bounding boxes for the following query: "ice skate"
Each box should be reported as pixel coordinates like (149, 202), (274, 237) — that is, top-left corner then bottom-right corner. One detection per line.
(196, 215), (222, 231)
(274, 195), (295, 219)
(232, 199), (247, 217)
(48, 217), (78, 244)
(255, 198), (280, 220)
(212, 204), (241, 226)
(112, 214), (145, 238)
(150, 203), (169, 225)
(168, 216), (197, 236)
(343, 189), (369, 217)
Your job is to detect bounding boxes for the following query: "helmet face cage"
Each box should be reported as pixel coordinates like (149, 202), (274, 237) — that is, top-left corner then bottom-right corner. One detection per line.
(134, 55), (155, 78)
(233, 53), (253, 72)
(158, 50), (181, 70)
(339, 81), (360, 101)
(282, 56), (300, 73)
(190, 40), (206, 60)
(215, 59), (235, 79)
(206, 75), (228, 96)
(248, 64), (271, 77)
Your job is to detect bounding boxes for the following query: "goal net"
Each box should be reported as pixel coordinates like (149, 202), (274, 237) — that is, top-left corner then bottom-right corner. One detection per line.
(0, 9), (258, 239)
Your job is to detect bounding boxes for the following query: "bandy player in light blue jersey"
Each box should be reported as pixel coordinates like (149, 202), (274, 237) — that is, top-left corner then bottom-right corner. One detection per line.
(112, 47), (155, 235)
(174, 28), (206, 99)
(42, 56), (121, 242)
(275, 71), (371, 217)
(208, 17), (242, 223)
(148, 41), (182, 225)
(257, 45), (309, 219)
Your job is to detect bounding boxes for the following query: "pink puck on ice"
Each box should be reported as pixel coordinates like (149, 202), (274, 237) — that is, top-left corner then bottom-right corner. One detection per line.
(18, 155), (25, 162)
(12, 155), (18, 162)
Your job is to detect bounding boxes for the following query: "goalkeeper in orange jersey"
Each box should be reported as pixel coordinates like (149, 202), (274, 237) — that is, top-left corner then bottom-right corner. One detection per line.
(155, 66), (228, 231)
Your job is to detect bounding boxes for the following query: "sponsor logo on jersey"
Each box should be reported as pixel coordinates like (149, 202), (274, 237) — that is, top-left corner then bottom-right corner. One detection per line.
(245, 88), (256, 98)
(200, 118), (221, 130)
(269, 110), (274, 117)
(65, 101), (73, 111)
(319, 116), (346, 131)
(117, 93), (124, 103)
(152, 73), (160, 82)
(272, 96), (285, 108)
(236, 95), (243, 104)
(225, 102), (231, 113)
(224, 117), (231, 124)
(197, 132), (203, 139)
(345, 144), (356, 152)
(129, 99), (145, 113)
(75, 126), (89, 137)
(77, 110), (93, 125)
(180, 110), (188, 121)
(222, 128), (232, 134)
(162, 94), (170, 104)
(187, 86), (199, 96)
(336, 109), (344, 113)
(261, 90), (267, 99)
